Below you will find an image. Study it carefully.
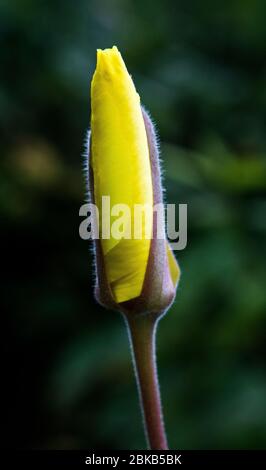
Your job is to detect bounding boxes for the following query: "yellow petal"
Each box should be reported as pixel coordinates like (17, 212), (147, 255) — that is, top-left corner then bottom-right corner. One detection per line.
(167, 243), (180, 288)
(91, 46), (153, 303)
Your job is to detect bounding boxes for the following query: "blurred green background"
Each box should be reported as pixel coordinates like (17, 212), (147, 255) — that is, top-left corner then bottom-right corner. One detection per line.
(2, 0), (266, 450)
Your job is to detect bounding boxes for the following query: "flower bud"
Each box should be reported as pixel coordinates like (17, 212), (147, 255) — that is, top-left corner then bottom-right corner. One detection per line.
(88, 46), (180, 317)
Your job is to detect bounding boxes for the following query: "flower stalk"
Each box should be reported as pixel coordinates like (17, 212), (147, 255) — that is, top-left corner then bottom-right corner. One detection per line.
(124, 312), (168, 450)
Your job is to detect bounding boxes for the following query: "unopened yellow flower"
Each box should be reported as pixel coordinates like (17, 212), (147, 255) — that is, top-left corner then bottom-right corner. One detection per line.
(91, 46), (153, 303)
(89, 46), (179, 311)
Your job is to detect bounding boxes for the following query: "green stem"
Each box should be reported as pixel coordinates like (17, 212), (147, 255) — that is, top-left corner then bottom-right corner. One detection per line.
(124, 313), (168, 450)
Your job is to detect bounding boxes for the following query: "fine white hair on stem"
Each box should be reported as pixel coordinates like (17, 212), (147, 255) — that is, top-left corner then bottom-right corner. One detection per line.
(81, 129), (91, 203)
(141, 106), (167, 201)
(81, 129), (98, 288)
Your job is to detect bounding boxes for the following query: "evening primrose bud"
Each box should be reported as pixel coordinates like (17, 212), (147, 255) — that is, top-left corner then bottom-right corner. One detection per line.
(88, 46), (180, 317)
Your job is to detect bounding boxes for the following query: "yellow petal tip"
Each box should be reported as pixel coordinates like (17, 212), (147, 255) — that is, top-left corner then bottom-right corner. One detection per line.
(95, 46), (122, 71)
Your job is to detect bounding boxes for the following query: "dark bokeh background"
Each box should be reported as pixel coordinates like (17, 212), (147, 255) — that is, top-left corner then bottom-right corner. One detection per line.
(2, 0), (266, 449)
